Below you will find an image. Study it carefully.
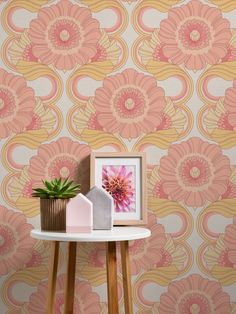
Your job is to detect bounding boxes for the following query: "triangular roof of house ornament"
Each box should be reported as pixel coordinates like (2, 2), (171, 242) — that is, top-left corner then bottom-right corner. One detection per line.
(67, 193), (93, 209)
(86, 186), (114, 207)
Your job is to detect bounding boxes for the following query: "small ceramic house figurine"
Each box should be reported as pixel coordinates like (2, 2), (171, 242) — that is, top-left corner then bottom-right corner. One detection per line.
(66, 193), (93, 233)
(86, 186), (114, 230)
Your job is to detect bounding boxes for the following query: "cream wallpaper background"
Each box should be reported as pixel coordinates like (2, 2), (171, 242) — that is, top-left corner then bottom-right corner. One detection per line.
(0, 0), (236, 313)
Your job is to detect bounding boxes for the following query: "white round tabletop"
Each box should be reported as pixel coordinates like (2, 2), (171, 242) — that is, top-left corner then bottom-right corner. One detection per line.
(31, 227), (151, 242)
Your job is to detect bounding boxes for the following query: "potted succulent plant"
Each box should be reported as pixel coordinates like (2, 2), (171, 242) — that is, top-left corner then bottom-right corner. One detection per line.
(32, 178), (81, 231)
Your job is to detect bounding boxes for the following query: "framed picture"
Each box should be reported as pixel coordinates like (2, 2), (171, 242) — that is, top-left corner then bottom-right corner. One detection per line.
(90, 152), (147, 225)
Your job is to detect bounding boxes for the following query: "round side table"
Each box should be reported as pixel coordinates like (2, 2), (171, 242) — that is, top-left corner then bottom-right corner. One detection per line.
(31, 227), (151, 314)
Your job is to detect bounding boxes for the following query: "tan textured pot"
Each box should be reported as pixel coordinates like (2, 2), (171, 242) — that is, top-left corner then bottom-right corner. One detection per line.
(40, 198), (69, 231)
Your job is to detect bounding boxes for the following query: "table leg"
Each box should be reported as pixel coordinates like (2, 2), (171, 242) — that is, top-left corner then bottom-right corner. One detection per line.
(106, 241), (119, 314)
(64, 242), (77, 314)
(46, 241), (59, 314)
(121, 241), (133, 314)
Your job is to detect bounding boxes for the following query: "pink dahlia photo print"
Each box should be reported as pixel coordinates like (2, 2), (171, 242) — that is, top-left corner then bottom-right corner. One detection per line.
(102, 165), (135, 212)
(90, 152), (146, 224)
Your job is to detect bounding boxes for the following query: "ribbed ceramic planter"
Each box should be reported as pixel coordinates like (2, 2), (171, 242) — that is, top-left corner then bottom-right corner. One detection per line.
(40, 199), (69, 231)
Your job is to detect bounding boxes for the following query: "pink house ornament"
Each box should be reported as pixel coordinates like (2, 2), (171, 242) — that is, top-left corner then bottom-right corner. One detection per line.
(66, 193), (93, 233)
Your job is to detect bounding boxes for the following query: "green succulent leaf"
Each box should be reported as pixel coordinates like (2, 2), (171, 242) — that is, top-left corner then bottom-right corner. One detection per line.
(32, 177), (81, 199)
(44, 180), (53, 191)
(60, 181), (73, 192)
(32, 188), (47, 193)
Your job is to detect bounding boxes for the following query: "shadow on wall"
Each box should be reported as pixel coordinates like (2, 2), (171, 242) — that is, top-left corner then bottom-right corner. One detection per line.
(77, 155), (90, 195)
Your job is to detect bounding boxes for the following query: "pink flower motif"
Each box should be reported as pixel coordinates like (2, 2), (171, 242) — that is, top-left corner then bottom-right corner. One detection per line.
(222, 30), (236, 62)
(0, 68), (36, 138)
(221, 181), (236, 199)
(9, 31), (38, 65)
(159, 0), (231, 70)
(25, 100), (56, 132)
(28, 0), (101, 70)
(159, 274), (231, 314)
(28, 137), (91, 189)
(91, 43), (107, 62)
(26, 241), (50, 268)
(0, 206), (35, 276)
(153, 181), (168, 199)
(139, 30), (168, 64)
(28, 137), (90, 180)
(224, 80), (236, 129)
(218, 112), (234, 131)
(217, 248), (234, 268)
(90, 30), (120, 65)
(28, 274), (101, 313)
(73, 100), (103, 133)
(26, 249), (43, 268)
(102, 165), (135, 212)
(9, 166), (35, 200)
(155, 248), (172, 267)
(85, 243), (106, 268)
(93, 68), (166, 139)
(159, 137), (231, 207)
(222, 44), (236, 62)
(127, 212), (167, 275)
(153, 43), (168, 62)
(224, 220), (236, 265)
(149, 166), (168, 199)
(79, 213), (167, 276)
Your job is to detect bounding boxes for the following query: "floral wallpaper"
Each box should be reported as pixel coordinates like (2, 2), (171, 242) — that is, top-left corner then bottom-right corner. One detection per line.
(0, 0), (236, 313)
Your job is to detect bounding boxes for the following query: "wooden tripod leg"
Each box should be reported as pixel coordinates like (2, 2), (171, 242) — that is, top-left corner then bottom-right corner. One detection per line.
(106, 241), (119, 314)
(46, 241), (59, 314)
(64, 242), (77, 314)
(121, 241), (133, 314)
